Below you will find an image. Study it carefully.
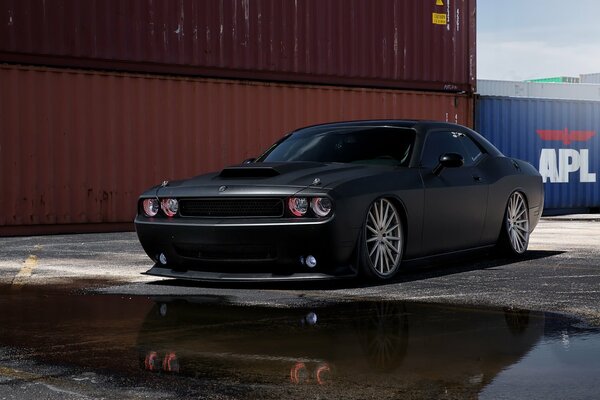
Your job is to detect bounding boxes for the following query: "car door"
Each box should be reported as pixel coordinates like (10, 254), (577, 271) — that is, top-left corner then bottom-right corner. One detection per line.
(419, 130), (489, 255)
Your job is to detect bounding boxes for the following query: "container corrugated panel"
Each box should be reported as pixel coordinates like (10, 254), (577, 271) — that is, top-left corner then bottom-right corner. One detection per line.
(476, 96), (600, 211)
(478, 79), (600, 101)
(0, 0), (476, 93)
(0, 65), (473, 235)
(580, 73), (600, 84)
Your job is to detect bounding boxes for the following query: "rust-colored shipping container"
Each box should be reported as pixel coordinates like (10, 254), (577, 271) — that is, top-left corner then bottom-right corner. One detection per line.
(0, 0), (476, 92)
(0, 65), (473, 235)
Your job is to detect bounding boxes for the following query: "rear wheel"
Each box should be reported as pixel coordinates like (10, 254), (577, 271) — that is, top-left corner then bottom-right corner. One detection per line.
(360, 198), (404, 280)
(499, 191), (530, 255)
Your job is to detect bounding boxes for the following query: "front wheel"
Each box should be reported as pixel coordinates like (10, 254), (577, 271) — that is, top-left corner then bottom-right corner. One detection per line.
(360, 198), (404, 280)
(499, 191), (530, 255)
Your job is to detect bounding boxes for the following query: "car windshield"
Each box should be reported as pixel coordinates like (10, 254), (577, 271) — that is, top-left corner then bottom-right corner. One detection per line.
(256, 126), (415, 166)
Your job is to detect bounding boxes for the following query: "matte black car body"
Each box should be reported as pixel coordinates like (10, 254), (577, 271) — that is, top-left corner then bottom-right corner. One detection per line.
(135, 120), (544, 281)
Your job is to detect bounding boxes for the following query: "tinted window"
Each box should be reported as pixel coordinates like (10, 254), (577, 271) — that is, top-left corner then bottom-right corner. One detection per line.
(421, 131), (467, 167)
(257, 127), (415, 166)
(461, 134), (484, 164)
(421, 131), (483, 168)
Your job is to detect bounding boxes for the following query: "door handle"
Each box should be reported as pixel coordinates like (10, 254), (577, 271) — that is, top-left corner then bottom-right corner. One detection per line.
(473, 175), (482, 182)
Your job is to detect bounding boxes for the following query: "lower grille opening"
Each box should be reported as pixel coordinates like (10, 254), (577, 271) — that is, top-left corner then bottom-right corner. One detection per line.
(174, 243), (277, 262)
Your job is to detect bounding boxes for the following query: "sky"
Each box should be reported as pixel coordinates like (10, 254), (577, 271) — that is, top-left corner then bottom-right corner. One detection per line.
(477, 0), (600, 81)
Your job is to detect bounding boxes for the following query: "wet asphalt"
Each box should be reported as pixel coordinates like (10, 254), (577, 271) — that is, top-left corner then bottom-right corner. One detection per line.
(1, 218), (598, 322)
(0, 217), (599, 399)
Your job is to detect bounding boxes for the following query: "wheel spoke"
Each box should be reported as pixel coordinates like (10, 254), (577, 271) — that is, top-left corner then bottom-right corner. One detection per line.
(510, 229), (518, 248)
(373, 203), (381, 229)
(366, 237), (379, 243)
(380, 200), (388, 226)
(382, 246), (390, 272)
(382, 202), (391, 229)
(382, 206), (394, 229)
(369, 243), (378, 257)
(378, 246), (385, 273)
(367, 225), (378, 235)
(513, 233), (520, 252)
(384, 224), (399, 235)
(368, 213), (378, 229)
(383, 238), (397, 252)
(383, 244), (396, 266)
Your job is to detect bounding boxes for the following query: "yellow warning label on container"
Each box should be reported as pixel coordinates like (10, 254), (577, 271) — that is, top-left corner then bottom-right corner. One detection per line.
(432, 13), (447, 25)
(436, 0), (444, 6)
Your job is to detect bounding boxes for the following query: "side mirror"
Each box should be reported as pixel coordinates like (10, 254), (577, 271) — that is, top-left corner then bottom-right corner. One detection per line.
(433, 153), (464, 176)
(242, 158), (256, 164)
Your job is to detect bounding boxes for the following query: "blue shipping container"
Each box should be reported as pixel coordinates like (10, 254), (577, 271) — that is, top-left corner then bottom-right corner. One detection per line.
(476, 96), (600, 212)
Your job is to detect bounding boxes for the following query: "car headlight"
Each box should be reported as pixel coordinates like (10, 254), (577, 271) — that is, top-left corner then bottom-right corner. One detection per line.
(310, 197), (332, 217)
(288, 197), (308, 217)
(142, 199), (160, 217)
(161, 198), (179, 217)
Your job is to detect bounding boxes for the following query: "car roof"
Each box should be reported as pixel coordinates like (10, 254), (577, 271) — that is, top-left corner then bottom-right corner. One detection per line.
(290, 119), (504, 160)
(292, 119), (470, 132)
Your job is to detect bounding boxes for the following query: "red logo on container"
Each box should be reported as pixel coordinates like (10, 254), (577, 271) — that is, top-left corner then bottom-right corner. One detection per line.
(536, 129), (596, 145)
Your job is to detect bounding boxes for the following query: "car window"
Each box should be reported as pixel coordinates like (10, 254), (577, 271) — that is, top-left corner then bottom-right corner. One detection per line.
(460, 134), (484, 164)
(421, 131), (484, 168)
(257, 127), (415, 166)
(421, 131), (469, 167)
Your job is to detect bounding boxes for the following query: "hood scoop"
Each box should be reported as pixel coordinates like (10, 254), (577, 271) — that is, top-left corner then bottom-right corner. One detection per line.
(218, 166), (280, 178)
(218, 162), (325, 179)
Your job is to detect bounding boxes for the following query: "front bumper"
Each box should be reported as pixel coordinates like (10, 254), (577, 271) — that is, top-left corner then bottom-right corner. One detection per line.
(143, 266), (356, 282)
(135, 215), (360, 280)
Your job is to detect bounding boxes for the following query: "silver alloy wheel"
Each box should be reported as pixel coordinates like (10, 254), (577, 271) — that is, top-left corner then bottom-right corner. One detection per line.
(506, 192), (530, 254)
(365, 198), (403, 276)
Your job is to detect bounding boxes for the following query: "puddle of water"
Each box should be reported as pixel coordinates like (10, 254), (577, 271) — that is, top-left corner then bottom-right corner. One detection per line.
(0, 287), (598, 399)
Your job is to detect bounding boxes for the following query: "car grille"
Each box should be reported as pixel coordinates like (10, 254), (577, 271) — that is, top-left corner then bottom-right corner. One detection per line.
(178, 198), (284, 218)
(174, 244), (277, 261)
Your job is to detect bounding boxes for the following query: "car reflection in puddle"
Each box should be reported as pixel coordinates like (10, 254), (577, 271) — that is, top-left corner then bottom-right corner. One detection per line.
(136, 299), (544, 396)
(1, 288), (599, 399)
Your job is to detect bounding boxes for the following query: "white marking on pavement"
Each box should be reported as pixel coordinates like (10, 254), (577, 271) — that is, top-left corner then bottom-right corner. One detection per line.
(11, 255), (38, 286)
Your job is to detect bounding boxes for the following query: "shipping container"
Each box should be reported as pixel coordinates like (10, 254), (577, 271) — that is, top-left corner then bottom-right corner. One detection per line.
(476, 96), (600, 213)
(0, 65), (473, 235)
(580, 73), (600, 84)
(0, 0), (476, 93)
(526, 76), (580, 84)
(478, 79), (600, 101)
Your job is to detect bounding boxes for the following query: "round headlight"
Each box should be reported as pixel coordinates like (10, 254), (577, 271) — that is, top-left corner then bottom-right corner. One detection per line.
(310, 197), (332, 217)
(161, 198), (179, 217)
(142, 199), (159, 217)
(288, 197), (308, 217)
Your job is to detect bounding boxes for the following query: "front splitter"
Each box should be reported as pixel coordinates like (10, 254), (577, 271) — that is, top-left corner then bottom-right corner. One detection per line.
(144, 266), (356, 282)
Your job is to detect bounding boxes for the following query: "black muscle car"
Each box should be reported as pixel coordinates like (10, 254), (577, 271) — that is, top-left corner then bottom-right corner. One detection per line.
(135, 120), (543, 281)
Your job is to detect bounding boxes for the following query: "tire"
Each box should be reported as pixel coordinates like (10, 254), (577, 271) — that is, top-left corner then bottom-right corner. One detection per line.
(360, 198), (404, 280)
(498, 191), (530, 256)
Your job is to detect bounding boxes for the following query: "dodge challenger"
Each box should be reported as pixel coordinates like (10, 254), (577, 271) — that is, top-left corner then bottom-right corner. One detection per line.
(135, 120), (543, 282)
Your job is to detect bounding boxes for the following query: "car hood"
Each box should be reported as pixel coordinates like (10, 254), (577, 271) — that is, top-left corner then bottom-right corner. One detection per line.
(141, 162), (400, 197)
